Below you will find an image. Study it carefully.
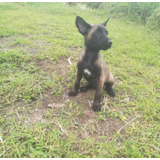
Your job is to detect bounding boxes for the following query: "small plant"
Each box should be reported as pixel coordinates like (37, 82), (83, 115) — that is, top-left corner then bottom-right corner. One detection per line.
(147, 7), (160, 30)
(87, 2), (102, 9)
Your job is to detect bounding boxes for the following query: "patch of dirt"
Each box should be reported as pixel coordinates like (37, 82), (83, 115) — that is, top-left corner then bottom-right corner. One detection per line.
(25, 105), (48, 125)
(68, 92), (123, 138)
(25, 87), (123, 137)
(34, 59), (54, 73)
(33, 55), (72, 80)
(0, 36), (15, 52)
(21, 45), (41, 55)
(0, 35), (50, 55)
(0, 36), (15, 45)
(68, 46), (81, 53)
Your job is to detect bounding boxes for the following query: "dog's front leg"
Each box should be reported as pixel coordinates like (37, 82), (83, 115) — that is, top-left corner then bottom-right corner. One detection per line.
(92, 75), (105, 112)
(68, 70), (82, 96)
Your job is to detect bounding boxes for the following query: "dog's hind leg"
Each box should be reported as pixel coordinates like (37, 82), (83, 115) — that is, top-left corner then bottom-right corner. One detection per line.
(104, 72), (115, 97)
(105, 82), (115, 97)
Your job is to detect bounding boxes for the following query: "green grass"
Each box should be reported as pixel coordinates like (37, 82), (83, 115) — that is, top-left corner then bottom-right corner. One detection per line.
(0, 2), (160, 158)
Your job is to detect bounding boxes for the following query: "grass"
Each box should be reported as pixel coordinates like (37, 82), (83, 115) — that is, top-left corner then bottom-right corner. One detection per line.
(0, 2), (160, 158)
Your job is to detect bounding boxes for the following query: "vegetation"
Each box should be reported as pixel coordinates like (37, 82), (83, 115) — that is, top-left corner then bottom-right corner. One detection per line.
(87, 2), (160, 30)
(0, 2), (160, 158)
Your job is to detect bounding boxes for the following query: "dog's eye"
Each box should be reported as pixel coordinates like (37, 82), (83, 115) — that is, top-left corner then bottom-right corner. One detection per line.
(96, 28), (102, 36)
(96, 32), (101, 36)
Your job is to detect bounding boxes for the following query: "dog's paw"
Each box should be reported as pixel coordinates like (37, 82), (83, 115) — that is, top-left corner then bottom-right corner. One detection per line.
(107, 89), (116, 97)
(68, 90), (78, 97)
(92, 104), (101, 112)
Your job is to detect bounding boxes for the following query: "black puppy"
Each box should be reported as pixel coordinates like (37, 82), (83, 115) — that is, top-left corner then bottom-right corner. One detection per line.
(68, 16), (115, 112)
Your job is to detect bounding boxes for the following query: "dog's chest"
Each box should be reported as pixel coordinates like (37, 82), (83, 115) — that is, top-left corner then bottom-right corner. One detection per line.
(78, 58), (96, 78)
(78, 51), (102, 80)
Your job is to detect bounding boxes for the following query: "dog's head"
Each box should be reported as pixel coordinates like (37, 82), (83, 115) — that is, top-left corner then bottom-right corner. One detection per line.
(76, 16), (112, 51)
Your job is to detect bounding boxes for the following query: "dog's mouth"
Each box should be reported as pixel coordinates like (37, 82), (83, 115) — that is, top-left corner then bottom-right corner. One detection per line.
(102, 43), (112, 50)
(100, 39), (112, 50)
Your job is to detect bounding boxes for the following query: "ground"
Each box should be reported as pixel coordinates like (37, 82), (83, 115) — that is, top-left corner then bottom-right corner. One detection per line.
(0, 3), (160, 158)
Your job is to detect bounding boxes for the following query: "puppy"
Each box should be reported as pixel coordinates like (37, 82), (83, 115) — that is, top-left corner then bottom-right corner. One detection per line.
(68, 16), (115, 111)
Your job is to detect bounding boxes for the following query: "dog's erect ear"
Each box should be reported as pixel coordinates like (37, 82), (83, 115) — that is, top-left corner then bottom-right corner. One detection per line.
(76, 16), (91, 35)
(102, 17), (110, 26)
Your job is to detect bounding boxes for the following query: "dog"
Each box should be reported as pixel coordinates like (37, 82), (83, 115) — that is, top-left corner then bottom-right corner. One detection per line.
(68, 16), (115, 112)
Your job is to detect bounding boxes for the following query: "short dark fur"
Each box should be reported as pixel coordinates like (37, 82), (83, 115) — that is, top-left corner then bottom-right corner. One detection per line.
(68, 16), (115, 111)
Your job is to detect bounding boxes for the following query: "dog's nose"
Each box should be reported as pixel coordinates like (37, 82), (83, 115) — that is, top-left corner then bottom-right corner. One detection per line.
(108, 40), (112, 47)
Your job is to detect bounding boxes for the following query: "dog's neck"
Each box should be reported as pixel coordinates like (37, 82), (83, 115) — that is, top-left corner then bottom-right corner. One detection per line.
(84, 46), (99, 61)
